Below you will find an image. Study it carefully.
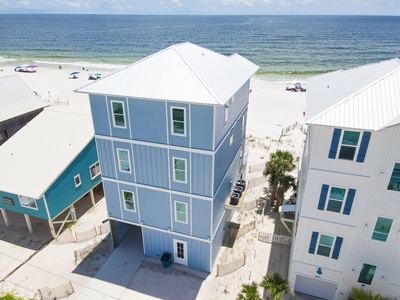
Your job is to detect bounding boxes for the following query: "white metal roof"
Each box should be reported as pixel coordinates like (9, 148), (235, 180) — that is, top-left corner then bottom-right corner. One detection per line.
(0, 75), (48, 123)
(306, 58), (400, 131)
(76, 42), (259, 105)
(0, 108), (94, 199)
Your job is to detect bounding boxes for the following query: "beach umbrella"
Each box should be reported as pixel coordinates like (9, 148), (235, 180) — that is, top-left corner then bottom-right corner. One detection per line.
(26, 65), (37, 68)
(70, 71), (80, 75)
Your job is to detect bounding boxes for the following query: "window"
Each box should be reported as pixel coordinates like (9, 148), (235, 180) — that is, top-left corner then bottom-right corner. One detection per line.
(358, 264), (377, 285)
(173, 158), (187, 183)
(372, 217), (393, 242)
(74, 174), (81, 187)
(111, 100), (126, 128)
(230, 134), (234, 146)
(19, 195), (37, 209)
(224, 104), (229, 126)
(171, 107), (185, 136)
(174, 201), (188, 223)
(117, 149), (131, 173)
(338, 131), (360, 160)
(326, 187), (346, 213)
(123, 190), (135, 211)
(316, 234), (334, 257)
(388, 163), (400, 191)
(89, 162), (101, 179)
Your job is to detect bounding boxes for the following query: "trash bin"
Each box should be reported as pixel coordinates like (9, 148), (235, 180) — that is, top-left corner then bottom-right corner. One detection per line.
(236, 179), (246, 190)
(161, 252), (171, 268)
(233, 185), (243, 197)
(230, 192), (240, 205)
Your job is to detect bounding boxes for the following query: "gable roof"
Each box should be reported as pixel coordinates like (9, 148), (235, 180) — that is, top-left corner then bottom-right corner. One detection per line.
(0, 108), (94, 199)
(0, 75), (48, 123)
(306, 58), (400, 131)
(76, 42), (259, 105)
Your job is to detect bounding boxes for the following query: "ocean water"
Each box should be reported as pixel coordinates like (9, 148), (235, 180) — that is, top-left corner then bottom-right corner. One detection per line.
(0, 14), (399, 81)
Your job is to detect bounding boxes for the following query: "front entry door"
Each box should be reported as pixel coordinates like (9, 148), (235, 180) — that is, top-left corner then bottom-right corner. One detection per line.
(173, 239), (187, 266)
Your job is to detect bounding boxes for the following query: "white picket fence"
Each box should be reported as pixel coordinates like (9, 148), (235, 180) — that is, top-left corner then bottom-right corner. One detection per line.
(258, 232), (291, 246)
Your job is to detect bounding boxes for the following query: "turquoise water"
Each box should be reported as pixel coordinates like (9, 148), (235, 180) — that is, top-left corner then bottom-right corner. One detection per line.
(0, 15), (399, 81)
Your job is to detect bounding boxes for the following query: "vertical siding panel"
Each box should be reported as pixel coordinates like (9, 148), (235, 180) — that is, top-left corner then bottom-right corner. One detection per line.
(191, 153), (212, 197)
(96, 138), (116, 179)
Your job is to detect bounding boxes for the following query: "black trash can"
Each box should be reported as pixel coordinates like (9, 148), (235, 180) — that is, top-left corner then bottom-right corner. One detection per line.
(233, 186), (243, 197)
(230, 192), (240, 205)
(236, 179), (246, 190)
(161, 252), (171, 268)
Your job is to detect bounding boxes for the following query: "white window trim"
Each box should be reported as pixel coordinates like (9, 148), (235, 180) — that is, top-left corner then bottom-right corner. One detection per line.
(117, 148), (132, 174)
(89, 161), (101, 180)
(122, 190), (136, 212)
(170, 106), (186, 137)
(74, 174), (81, 188)
(18, 195), (38, 210)
(173, 157), (187, 184)
(325, 186), (347, 214)
(224, 104), (229, 127)
(317, 234), (335, 258)
(230, 134), (234, 146)
(174, 200), (188, 224)
(110, 100), (127, 129)
(338, 130), (361, 161)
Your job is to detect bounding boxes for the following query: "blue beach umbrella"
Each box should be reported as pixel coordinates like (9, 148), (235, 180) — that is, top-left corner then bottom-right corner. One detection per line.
(69, 71), (80, 75)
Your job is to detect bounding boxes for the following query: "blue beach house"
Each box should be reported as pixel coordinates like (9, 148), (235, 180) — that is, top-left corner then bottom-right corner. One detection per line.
(0, 108), (102, 238)
(76, 42), (258, 271)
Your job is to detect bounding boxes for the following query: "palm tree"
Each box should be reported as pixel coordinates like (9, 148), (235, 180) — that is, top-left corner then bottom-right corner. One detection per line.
(260, 273), (292, 300)
(276, 174), (297, 211)
(237, 282), (262, 300)
(263, 150), (296, 212)
(350, 287), (382, 300)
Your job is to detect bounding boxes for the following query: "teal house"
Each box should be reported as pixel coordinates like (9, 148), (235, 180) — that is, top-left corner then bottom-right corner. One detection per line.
(0, 108), (102, 238)
(77, 43), (258, 271)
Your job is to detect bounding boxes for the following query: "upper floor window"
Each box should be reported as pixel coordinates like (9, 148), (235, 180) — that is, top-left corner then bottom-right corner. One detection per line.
(173, 157), (187, 183)
(123, 190), (135, 212)
(318, 184), (356, 215)
(117, 149), (131, 173)
(388, 163), (400, 192)
(224, 105), (229, 126)
(174, 201), (188, 224)
(111, 100), (126, 128)
(19, 195), (37, 209)
(74, 174), (81, 187)
(89, 161), (101, 179)
(171, 107), (186, 136)
(357, 263), (376, 285)
(309, 231), (343, 260)
(326, 187), (346, 213)
(328, 129), (371, 163)
(372, 217), (393, 242)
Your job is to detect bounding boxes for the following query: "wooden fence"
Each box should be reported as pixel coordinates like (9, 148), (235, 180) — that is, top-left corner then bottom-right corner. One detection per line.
(258, 232), (291, 246)
(57, 223), (110, 243)
(216, 255), (246, 277)
(38, 281), (74, 299)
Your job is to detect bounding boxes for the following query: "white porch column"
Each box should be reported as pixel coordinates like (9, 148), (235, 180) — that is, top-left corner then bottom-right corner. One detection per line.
(48, 219), (56, 239)
(24, 214), (33, 233)
(1, 208), (9, 227)
(90, 189), (95, 206)
(70, 205), (77, 221)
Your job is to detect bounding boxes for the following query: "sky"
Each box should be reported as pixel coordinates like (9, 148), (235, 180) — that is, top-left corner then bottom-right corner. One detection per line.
(0, 0), (399, 15)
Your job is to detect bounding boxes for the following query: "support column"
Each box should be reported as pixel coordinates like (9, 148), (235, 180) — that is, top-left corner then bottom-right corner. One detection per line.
(1, 208), (9, 227)
(48, 219), (56, 239)
(24, 214), (33, 233)
(90, 189), (95, 206)
(70, 205), (77, 221)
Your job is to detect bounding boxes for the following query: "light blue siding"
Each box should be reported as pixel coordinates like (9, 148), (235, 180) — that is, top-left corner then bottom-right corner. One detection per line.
(0, 191), (48, 219)
(169, 149), (190, 193)
(103, 180), (122, 219)
(167, 102), (190, 147)
(133, 144), (169, 189)
(214, 117), (244, 193)
(212, 212), (226, 267)
(191, 104), (213, 150)
(171, 194), (190, 235)
(89, 95), (110, 136)
(191, 198), (211, 239)
(118, 183), (140, 223)
(191, 153), (213, 197)
(108, 96), (131, 139)
(46, 139), (101, 219)
(95, 138), (116, 179)
(142, 227), (211, 272)
(113, 141), (135, 183)
(130, 99), (167, 144)
(137, 187), (170, 230)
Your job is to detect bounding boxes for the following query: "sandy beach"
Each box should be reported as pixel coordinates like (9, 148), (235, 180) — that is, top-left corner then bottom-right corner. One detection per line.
(0, 65), (307, 299)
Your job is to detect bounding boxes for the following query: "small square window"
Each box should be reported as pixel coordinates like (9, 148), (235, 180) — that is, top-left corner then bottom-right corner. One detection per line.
(388, 163), (400, 192)
(19, 195), (37, 209)
(89, 161), (101, 179)
(372, 217), (393, 242)
(74, 174), (81, 187)
(316, 234), (334, 257)
(358, 263), (376, 285)
(338, 131), (360, 160)
(123, 190), (135, 212)
(175, 201), (187, 223)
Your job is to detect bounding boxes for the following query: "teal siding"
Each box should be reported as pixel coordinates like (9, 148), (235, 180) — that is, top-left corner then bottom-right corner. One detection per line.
(45, 138), (101, 219)
(0, 191), (48, 219)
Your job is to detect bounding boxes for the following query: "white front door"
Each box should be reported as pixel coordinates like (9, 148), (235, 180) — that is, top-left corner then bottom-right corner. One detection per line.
(173, 239), (187, 266)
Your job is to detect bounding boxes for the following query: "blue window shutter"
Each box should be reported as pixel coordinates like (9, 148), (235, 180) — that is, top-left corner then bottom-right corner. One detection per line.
(356, 132), (371, 163)
(343, 189), (356, 215)
(318, 184), (329, 210)
(309, 232), (319, 254)
(328, 128), (342, 159)
(332, 237), (343, 259)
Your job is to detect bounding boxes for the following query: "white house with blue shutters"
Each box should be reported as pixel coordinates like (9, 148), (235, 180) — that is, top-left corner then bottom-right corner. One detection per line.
(76, 42), (258, 272)
(288, 58), (400, 299)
